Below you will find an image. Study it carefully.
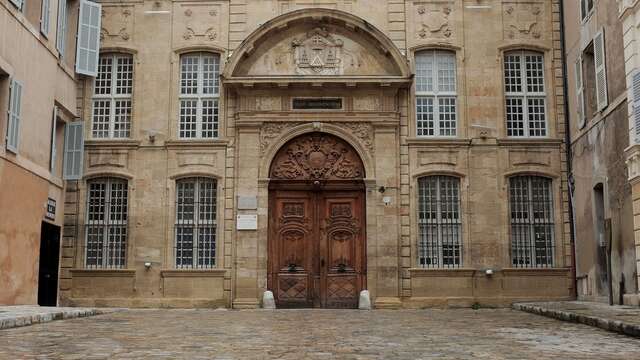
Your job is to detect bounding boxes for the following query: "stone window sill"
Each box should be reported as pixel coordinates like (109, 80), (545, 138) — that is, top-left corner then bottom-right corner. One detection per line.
(70, 269), (136, 277)
(160, 269), (227, 278)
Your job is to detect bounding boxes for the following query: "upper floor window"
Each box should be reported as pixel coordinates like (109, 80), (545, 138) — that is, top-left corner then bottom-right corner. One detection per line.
(85, 177), (128, 268)
(41, 0), (51, 36)
(417, 176), (462, 268)
(509, 175), (555, 268)
(56, 0), (68, 57)
(415, 50), (457, 137)
(504, 51), (547, 137)
(179, 52), (220, 139)
(6, 79), (22, 153)
(580, 0), (594, 21)
(92, 53), (133, 138)
(175, 177), (218, 268)
(8, 0), (24, 11)
(575, 30), (608, 128)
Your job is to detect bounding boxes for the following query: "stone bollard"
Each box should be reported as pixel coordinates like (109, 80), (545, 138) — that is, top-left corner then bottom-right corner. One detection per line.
(262, 291), (276, 309)
(358, 290), (371, 310)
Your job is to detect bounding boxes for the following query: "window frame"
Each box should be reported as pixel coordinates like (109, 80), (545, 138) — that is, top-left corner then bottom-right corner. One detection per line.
(6, 78), (22, 154)
(508, 175), (556, 268)
(580, 0), (595, 22)
(41, 0), (51, 37)
(416, 175), (463, 268)
(178, 52), (220, 140)
(174, 177), (218, 269)
(84, 177), (129, 269)
(91, 53), (134, 139)
(503, 50), (549, 138)
(414, 50), (458, 138)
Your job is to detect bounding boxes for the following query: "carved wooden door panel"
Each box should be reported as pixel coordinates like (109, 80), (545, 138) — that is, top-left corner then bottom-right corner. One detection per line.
(269, 191), (315, 308)
(319, 191), (365, 309)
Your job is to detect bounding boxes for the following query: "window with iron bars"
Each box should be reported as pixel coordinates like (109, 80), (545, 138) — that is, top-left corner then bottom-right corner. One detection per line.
(85, 178), (128, 268)
(509, 176), (555, 268)
(417, 176), (462, 268)
(179, 52), (220, 139)
(504, 51), (547, 138)
(92, 53), (133, 139)
(415, 50), (457, 137)
(175, 178), (217, 268)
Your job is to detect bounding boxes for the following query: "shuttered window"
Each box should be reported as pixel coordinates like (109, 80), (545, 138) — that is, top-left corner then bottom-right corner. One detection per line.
(575, 56), (586, 129)
(92, 54), (133, 138)
(580, 0), (594, 21)
(175, 178), (217, 268)
(76, 0), (102, 76)
(63, 121), (84, 180)
(417, 176), (462, 268)
(85, 178), (128, 268)
(6, 79), (22, 153)
(509, 176), (555, 268)
(50, 107), (58, 172)
(415, 50), (457, 137)
(41, 0), (51, 36)
(594, 30), (608, 111)
(633, 70), (640, 144)
(179, 53), (220, 139)
(56, 0), (67, 57)
(504, 51), (547, 137)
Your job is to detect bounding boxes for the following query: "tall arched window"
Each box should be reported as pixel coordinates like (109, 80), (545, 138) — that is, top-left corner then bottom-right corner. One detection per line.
(509, 175), (555, 267)
(92, 53), (134, 138)
(415, 50), (457, 137)
(417, 176), (462, 267)
(179, 52), (220, 139)
(504, 50), (547, 137)
(175, 177), (217, 268)
(85, 177), (128, 268)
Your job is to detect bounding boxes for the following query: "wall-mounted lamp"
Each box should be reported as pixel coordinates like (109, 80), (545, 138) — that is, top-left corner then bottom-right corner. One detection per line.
(485, 269), (493, 277)
(378, 186), (386, 193)
(144, 262), (152, 270)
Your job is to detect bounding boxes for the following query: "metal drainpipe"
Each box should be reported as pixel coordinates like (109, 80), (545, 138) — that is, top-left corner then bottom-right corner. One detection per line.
(559, 0), (578, 300)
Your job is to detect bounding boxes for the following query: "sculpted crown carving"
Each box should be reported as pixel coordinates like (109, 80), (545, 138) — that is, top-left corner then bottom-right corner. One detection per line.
(270, 133), (364, 180)
(292, 27), (344, 75)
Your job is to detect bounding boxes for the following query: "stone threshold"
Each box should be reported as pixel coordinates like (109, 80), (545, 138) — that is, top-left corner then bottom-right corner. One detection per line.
(513, 302), (640, 338)
(0, 306), (120, 330)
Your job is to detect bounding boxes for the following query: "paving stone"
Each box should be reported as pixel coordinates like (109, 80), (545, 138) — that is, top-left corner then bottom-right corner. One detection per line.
(2, 309), (640, 359)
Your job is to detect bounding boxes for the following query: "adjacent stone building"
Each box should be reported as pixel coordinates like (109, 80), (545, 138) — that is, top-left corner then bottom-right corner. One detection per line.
(563, 0), (637, 305)
(620, 0), (640, 306)
(53, 0), (574, 309)
(0, 0), (84, 305)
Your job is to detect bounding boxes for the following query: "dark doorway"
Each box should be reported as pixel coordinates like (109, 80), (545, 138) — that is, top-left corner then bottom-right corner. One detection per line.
(38, 222), (61, 306)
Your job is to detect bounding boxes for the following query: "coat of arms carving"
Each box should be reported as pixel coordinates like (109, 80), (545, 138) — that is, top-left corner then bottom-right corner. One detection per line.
(291, 28), (343, 75)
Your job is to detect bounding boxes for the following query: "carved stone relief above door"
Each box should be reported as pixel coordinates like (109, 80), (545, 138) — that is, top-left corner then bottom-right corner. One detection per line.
(270, 132), (365, 180)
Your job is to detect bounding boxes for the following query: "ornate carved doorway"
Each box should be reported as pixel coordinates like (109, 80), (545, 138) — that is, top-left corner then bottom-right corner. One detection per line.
(268, 132), (366, 308)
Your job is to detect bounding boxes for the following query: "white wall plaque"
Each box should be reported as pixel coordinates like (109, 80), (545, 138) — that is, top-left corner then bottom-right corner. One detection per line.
(237, 214), (258, 230)
(237, 195), (258, 210)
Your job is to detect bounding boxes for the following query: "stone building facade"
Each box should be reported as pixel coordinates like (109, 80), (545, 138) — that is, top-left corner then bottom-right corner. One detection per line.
(563, 0), (637, 305)
(60, 0), (573, 308)
(0, 0), (82, 304)
(620, 0), (640, 306)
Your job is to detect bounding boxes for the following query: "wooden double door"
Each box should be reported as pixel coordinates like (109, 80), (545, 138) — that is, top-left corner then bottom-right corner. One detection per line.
(268, 187), (366, 308)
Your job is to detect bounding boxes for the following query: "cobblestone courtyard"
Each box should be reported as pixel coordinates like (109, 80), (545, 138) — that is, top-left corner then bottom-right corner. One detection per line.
(1, 309), (640, 359)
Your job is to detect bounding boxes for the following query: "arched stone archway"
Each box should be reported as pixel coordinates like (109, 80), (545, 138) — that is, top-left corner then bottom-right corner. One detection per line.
(267, 133), (366, 308)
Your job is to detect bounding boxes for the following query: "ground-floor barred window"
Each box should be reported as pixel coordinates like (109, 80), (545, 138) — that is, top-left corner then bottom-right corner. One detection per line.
(417, 176), (462, 267)
(85, 178), (128, 268)
(509, 176), (555, 267)
(175, 177), (217, 268)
